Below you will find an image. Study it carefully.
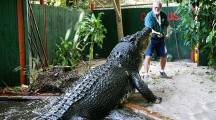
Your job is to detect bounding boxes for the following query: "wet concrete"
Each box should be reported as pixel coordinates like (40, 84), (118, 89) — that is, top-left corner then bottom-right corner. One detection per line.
(0, 97), (59, 120)
(0, 96), (153, 120)
(104, 107), (152, 120)
(0, 100), (43, 120)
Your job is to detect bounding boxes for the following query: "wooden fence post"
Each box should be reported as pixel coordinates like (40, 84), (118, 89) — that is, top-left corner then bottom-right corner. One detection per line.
(17, 0), (27, 84)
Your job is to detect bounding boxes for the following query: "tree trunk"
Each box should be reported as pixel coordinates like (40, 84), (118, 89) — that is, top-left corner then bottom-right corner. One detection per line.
(112, 0), (124, 42)
(66, 0), (70, 6)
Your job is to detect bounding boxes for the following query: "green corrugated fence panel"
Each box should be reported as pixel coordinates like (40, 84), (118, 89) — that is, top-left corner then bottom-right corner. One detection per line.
(0, 0), (20, 87)
(198, 51), (209, 66)
(94, 10), (119, 58)
(23, 0), (29, 84)
(30, 4), (89, 64)
(162, 7), (190, 60)
(46, 6), (85, 63)
(95, 7), (190, 59)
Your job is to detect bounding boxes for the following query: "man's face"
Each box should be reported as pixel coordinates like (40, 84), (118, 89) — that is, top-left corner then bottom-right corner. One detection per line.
(153, 3), (161, 15)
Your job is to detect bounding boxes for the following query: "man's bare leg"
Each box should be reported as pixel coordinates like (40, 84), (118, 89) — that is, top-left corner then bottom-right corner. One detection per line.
(143, 56), (152, 80)
(160, 55), (171, 78)
(160, 55), (167, 71)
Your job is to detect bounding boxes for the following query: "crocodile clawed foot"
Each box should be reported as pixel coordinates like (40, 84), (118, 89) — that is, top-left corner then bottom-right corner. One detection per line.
(147, 96), (162, 104)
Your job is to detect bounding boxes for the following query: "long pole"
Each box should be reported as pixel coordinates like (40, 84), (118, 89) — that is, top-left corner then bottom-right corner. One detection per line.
(40, 0), (48, 66)
(28, 1), (48, 67)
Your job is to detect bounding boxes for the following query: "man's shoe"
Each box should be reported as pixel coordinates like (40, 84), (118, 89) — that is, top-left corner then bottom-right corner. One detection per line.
(143, 75), (149, 81)
(160, 72), (172, 79)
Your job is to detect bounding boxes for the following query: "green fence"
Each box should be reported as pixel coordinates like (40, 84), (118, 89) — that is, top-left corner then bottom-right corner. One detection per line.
(95, 7), (191, 59)
(0, 3), (88, 87)
(0, 0), (28, 87)
(31, 5), (90, 64)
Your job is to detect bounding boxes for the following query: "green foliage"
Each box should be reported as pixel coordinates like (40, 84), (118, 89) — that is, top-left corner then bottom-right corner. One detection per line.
(12, 86), (21, 91)
(14, 64), (42, 85)
(77, 12), (107, 59)
(162, 0), (183, 4)
(177, 0), (216, 66)
(71, 0), (90, 9)
(32, 80), (38, 86)
(53, 37), (81, 69)
(46, 0), (90, 9)
(14, 66), (21, 73)
(14, 57), (42, 86)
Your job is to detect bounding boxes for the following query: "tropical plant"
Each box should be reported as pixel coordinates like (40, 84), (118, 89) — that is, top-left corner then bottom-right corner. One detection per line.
(174, 0), (216, 66)
(53, 37), (81, 69)
(77, 12), (107, 60)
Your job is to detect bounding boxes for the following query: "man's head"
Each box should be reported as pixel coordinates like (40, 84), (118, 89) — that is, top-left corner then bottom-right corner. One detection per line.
(152, 1), (162, 15)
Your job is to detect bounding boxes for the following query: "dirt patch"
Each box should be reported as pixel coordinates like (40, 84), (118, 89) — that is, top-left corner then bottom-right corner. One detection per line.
(0, 59), (106, 96)
(0, 66), (81, 96)
(30, 66), (81, 94)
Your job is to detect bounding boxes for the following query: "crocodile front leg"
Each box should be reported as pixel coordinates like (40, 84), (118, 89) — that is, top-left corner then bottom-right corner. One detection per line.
(129, 71), (162, 103)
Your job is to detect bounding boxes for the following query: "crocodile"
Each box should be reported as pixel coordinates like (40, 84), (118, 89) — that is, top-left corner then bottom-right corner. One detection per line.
(36, 27), (162, 120)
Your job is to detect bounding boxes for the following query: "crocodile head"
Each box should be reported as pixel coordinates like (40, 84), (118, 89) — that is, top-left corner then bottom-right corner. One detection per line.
(136, 27), (152, 55)
(120, 27), (152, 55)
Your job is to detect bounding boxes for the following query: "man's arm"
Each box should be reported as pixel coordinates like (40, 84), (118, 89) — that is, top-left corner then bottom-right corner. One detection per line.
(151, 29), (161, 35)
(151, 28), (164, 38)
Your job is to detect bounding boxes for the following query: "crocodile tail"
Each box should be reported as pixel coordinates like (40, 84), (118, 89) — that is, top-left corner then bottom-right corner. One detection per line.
(35, 68), (99, 120)
(35, 88), (76, 120)
(33, 78), (78, 119)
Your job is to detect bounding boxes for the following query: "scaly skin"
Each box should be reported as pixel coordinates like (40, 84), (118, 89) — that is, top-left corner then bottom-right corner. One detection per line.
(35, 27), (162, 120)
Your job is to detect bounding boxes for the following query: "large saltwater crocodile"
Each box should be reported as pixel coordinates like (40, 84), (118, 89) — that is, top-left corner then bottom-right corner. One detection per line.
(36, 27), (162, 120)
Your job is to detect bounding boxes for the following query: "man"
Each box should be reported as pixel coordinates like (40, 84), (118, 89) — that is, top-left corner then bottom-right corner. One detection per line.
(143, 1), (171, 80)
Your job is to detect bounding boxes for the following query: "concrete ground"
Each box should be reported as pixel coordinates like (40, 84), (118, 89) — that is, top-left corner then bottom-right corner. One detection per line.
(139, 59), (216, 120)
(1, 59), (215, 120)
(91, 59), (216, 120)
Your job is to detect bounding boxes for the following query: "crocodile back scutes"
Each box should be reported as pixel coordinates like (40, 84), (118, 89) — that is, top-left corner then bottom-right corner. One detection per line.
(36, 64), (108, 120)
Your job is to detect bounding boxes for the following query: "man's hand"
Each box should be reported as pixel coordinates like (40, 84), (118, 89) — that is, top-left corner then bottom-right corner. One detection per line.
(151, 30), (164, 38)
(165, 34), (170, 39)
(157, 33), (164, 38)
(166, 25), (171, 39)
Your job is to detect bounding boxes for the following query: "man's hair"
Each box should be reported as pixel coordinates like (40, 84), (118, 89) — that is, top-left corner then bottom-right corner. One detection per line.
(153, 1), (162, 8)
